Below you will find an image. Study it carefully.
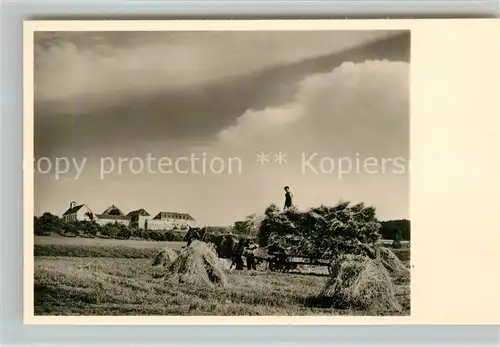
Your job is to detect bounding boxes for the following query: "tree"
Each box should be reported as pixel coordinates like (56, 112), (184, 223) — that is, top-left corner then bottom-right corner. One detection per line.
(380, 219), (410, 241)
(78, 220), (98, 237)
(85, 211), (95, 221)
(39, 212), (64, 233)
(34, 216), (50, 235)
(64, 222), (80, 237)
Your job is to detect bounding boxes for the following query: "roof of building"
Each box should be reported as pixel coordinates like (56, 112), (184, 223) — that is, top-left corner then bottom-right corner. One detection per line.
(154, 212), (195, 220)
(62, 204), (85, 216)
(95, 214), (131, 221)
(127, 208), (151, 217)
(101, 205), (125, 216)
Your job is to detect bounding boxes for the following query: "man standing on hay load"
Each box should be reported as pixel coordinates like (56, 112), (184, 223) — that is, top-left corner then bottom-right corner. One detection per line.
(284, 186), (293, 210)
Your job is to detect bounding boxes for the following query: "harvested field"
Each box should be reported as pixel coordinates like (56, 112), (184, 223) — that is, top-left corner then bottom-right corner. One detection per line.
(35, 235), (185, 250)
(34, 239), (410, 316)
(34, 235), (183, 258)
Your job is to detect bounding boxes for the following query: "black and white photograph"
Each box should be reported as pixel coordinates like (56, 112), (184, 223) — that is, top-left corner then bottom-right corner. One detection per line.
(32, 26), (411, 317)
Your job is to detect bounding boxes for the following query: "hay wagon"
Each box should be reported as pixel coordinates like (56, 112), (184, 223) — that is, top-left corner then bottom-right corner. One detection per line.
(251, 239), (335, 275)
(261, 251), (334, 275)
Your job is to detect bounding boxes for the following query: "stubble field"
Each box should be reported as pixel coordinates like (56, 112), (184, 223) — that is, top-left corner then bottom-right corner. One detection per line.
(34, 236), (410, 316)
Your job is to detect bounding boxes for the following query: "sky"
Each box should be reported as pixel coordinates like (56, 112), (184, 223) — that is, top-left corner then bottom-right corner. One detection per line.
(34, 30), (410, 226)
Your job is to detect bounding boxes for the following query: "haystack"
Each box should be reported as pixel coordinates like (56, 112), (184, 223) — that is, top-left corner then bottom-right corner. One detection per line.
(319, 254), (402, 314)
(152, 248), (179, 267)
(257, 202), (383, 259)
(164, 240), (228, 288)
(377, 246), (410, 279)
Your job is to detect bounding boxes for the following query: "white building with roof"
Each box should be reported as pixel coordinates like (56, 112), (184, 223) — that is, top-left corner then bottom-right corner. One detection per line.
(62, 201), (94, 222)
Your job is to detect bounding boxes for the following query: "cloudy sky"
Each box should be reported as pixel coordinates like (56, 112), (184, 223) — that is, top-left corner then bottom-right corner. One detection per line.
(34, 30), (410, 225)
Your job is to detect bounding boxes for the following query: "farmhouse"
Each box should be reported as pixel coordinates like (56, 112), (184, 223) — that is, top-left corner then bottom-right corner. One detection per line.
(94, 205), (131, 227)
(127, 208), (151, 229)
(62, 201), (94, 223)
(60, 202), (197, 230)
(145, 211), (197, 231)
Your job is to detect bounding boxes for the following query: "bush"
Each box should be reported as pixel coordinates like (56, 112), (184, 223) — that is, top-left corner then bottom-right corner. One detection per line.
(75, 220), (99, 238)
(100, 223), (121, 238)
(165, 231), (186, 242)
(116, 224), (132, 239)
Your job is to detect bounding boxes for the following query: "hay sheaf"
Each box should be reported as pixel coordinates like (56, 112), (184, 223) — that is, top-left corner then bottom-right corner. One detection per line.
(164, 241), (228, 288)
(377, 246), (410, 279)
(320, 254), (402, 314)
(152, 248), (179, 267)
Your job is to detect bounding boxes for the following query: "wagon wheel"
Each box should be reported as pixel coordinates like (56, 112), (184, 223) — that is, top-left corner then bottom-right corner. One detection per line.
(282, 261), (291, 273)
(279, 255), (292, 272)
(268, 260), (278, 272)
(269, 254), (288, 272)
(268, 256), (283, 272)
(282, 256), (297, 272)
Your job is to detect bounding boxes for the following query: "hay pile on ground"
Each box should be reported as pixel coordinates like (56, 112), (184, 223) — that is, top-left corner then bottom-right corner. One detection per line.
(164, 240), (228, 288)
(152, 248), (179, 267)
(319, 254), (402, 314)
(218, 258), (232, 271)
(377, 246), (410, 278)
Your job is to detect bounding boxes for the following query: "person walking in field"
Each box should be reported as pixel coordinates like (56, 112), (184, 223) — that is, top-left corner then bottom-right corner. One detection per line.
(283, 186), (293, 210)
(244, 239), (258, 270)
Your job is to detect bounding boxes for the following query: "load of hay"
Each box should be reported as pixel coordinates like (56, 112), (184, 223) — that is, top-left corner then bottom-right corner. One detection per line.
(152, 248), (179, 267)
(320, 254), (402, 313)
(257, 202), (381, 260)
(164, 240), (228, 288)
(254, 201), (409, 313)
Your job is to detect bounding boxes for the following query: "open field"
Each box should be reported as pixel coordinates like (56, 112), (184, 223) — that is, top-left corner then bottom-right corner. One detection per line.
(33, 237), (410, 316)
(34, 235), (184, 258)
(34, 235), (410, 261)
(35, 235), (185, 249)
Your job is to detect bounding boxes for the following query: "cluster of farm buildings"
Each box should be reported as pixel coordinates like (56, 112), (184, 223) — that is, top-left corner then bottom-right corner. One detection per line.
(61, 201), (197, 231)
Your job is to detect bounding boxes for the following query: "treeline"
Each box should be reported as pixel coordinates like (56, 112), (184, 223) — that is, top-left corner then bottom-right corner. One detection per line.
(380, 219), (410, 241)
(232, 212), (411, 242)
(34, 212), (186, 242)
(35, 212), (410, 243)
